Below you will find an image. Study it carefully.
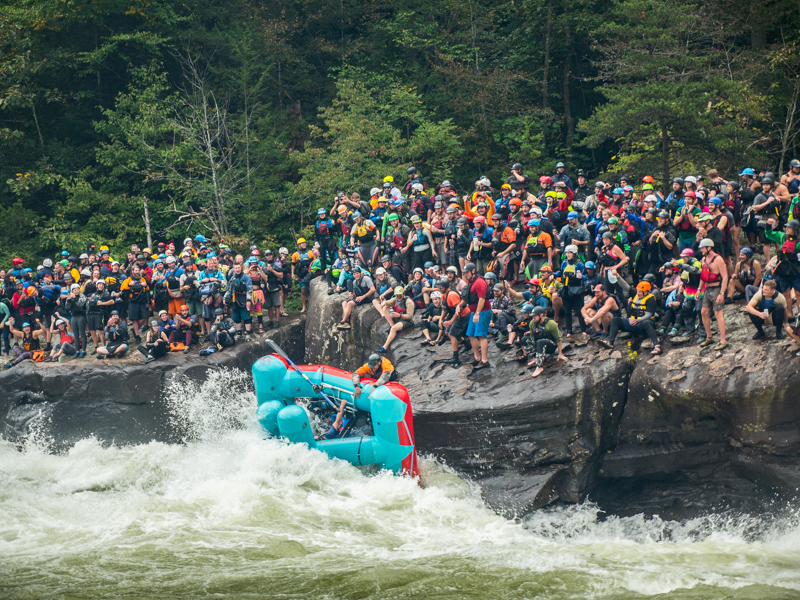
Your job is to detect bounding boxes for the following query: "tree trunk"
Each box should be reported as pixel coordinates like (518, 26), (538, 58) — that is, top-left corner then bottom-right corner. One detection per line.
(142, 197), (153, 250)
(543, 0), (552, 110)
(661, 118), (670, 197)
(563, 4), (574, 145)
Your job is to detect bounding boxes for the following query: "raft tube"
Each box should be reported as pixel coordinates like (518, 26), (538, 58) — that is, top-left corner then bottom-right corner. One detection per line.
(252, 354), (419, 477)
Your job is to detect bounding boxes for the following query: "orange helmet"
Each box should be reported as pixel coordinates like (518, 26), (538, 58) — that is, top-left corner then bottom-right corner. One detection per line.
(637, 281), (651, 292)
(337, 205), (348, 215)
(510, 198), (522, 207)
(641, 175), (655, 184)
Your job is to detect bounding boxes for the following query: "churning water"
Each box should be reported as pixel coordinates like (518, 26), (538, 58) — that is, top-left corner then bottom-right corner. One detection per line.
(1, 369), (799, 599)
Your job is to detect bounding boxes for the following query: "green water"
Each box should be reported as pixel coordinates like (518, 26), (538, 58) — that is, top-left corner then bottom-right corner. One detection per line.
(1, 371), (798, 599)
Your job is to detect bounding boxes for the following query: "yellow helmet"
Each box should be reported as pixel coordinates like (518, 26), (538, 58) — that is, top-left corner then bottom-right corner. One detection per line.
(383, 176), (394, 184)
(99, 245), (109, 251)
(297, 238), (307, 244)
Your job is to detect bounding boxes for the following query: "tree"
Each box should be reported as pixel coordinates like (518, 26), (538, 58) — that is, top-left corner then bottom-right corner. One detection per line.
(579, 0), (766, 190)
(290, 77), (463, 222)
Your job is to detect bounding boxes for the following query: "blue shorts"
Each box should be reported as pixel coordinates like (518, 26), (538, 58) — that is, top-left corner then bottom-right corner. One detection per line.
(466, 310), (491, 338)
(231, 305), (252, 323)
(778, 276), (800, 293)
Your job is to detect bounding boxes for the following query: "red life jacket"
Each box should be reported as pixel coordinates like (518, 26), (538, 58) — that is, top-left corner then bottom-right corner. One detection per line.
(700, 258), (722, 284)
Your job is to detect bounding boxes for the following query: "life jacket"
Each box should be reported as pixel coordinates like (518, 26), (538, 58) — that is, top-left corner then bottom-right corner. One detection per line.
(354, 220), (376, 243)
(393, 299), (407, 315)
(700, 257), (722, 284)
(127, 278), (149, 303)
(630, 293), (655, 319)
(525, 232), (549, 257)
(183, 274), (200, 301)
(464, 276), (492, 305)
(531, 317), (556, 342)
(776, 236), (800, 277)
(21, 333), (41, 352)
(788, 176), (800, 195)
(711, 213), (731, 243)
(31, 349), (46, 362)
(340, 217), (353, 239)
(230, 277), (249, 307)
(411, 229), (429, 247)
(316, 218), (334, 237)
(166, 273), (183, 298)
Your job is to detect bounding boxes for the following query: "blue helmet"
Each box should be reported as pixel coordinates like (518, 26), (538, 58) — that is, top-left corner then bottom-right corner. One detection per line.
(567, 211), (579, 220)
(423, 261), (435, 268)
(194, 234), (207, 243)
(352, 211), (362, 219)
(584, 261), (596, 270)
(739, 167), (755, 176)
(740, 247), (753, 258)
(318, 207), (327, 215)
(22, 322), (31, 328)
(528, 218), (541, 227)
(206, 251), (216, 258)
(612, 187), (624, 195)
(248, 256), (258, 263)
(521, 303), (533, 314)
(153, 258), (163, 265)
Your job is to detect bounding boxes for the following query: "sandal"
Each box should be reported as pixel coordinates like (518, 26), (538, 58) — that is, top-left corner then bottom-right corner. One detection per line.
(713, 342), (728, 351)
(280, 311), (289, 317)
(651, 344), (662, 355)
(258, 325), (265, 334)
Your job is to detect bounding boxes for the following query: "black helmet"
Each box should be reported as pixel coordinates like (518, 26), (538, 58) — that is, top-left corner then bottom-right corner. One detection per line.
(787, 219), (800, 231)
(463, 262), (477, 273)
(602, 231), (613, 239)
(643, 273), (656, 283)
(436, 278), (449, 288)
(214, 307), (224, 316)
(577, 169), (586, 177)
(457, 217), (469, 226)
(790, 159), (800, 168)
(728, 181), (740, 191)
(67, 255), (77, 263)
(646, 207), (658, 215)
(512, 163), (523, 171)
(673, 177), (684, 185)
(406, 166), (417, 175)
(658, 210), (669, 219)
(532, 306), (547, 317)
(594, 181), (604, 189)
(509, 219), (520, 230)
(619, 175), (630, 183)
(484, 272), (497, 281)
(761, 175), (775, 185)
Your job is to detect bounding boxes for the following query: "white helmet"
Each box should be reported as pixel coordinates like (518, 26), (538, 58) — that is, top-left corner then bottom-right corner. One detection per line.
(43, 258), (53, 268)
(479, 176), (491, 187)
(370, 187), (381, 196)
(698, 238), (714, 248)
(431, 291), (442, 299)
(279, 247), (289, 255)
(165, 255), (176, 264)
(79, 253), (89, 260)
(643, 194), (657, 204)
(685, 176), (697, 185)
(183, 237), (193, 246)
(565, 244), (578, 254)
(375, 267), (386, 275)
(412, 183), (424, 191)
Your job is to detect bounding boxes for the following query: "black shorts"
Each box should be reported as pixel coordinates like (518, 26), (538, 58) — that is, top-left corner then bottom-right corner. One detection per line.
(448, 315), (470, 339)
(129, 302), (148, 321)
(106, 341), (127, 354)
(87, 313), (104, 331)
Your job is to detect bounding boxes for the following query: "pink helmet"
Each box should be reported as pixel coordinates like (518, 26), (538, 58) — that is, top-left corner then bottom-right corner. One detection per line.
(473, 215), (486, 224)
(680, 248), (694, 257)
(539, 176), (553, 185)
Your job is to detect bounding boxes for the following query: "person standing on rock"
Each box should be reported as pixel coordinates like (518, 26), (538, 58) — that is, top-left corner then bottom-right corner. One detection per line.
(698, 237), (729, 350)
(463, 263), (491, 371)
(526, 306), (567, 378)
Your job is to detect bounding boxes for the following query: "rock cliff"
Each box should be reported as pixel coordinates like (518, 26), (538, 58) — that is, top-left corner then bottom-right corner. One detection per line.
(0, 318), (305, 449)
(303, 278), (800, 517)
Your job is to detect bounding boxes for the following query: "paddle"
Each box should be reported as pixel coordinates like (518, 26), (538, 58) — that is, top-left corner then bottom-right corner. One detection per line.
(265, 339), (339, 410)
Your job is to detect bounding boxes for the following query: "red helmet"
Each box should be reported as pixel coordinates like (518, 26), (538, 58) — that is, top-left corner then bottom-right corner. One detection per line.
(641, 175), (655, 184)
(251, 249), (260, 256)
(539, 176), (553, 185)
(683, 191), (697, 199)
(473, 216), (486, 224)
(12, 257), (24, 265)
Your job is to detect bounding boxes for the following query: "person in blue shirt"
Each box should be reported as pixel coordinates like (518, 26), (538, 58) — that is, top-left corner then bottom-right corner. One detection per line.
(552, 161), (573, 191)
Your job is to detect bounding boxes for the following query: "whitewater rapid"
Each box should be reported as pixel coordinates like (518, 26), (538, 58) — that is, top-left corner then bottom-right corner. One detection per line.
(1, 369), (799, 599)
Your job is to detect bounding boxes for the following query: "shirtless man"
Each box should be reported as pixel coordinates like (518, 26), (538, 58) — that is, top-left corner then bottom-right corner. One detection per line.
(698, 238), (729, 351)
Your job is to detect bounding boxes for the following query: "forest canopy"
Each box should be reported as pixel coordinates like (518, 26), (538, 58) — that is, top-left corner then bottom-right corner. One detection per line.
(0, 0), (798, 259)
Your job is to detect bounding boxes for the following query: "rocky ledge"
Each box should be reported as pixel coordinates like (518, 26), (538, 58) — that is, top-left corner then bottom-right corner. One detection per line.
(305, 278), (800, 517)
(0, 318), (305, 449)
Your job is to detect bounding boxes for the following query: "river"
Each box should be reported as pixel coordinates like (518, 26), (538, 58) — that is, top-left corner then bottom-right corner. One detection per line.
(1, 369), (798, 599)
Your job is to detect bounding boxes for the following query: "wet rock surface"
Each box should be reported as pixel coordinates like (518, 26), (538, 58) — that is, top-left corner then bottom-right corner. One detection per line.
(1, 318), (305, 449)
(304, 279), (800, 517)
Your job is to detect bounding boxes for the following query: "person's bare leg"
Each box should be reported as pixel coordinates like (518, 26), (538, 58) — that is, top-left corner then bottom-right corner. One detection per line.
(479, 337), (488, 362)
(470, 336), (480, 361)
(701, 306), (713, 339)
(717, 308), (726, 343)
(552, 295), (563, 323)
(384, 323), (402, 349)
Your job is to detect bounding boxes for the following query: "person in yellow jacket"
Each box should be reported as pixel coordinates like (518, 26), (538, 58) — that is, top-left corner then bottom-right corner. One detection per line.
(464, 191), (495, 220)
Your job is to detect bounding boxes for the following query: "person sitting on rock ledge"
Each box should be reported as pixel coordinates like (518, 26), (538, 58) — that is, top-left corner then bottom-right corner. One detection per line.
(96, 311), (129, 359)
(525, 305), (567, 378)
(418, 290), (447, 346)
(744, 279), (786, 340)
(337, 268), (375, 330)
(205, 307), (237, 352)
(45, 318), (77, 362)
(581, 284), (620, 340)
(375, 286), (415, 353)
(5, 317), (46, 367)
(138, 320), (171, 364)
(599, 281), (661, 354)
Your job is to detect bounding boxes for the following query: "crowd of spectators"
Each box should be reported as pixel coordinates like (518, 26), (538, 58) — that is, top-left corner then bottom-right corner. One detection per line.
(3, 160), (800, 372)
